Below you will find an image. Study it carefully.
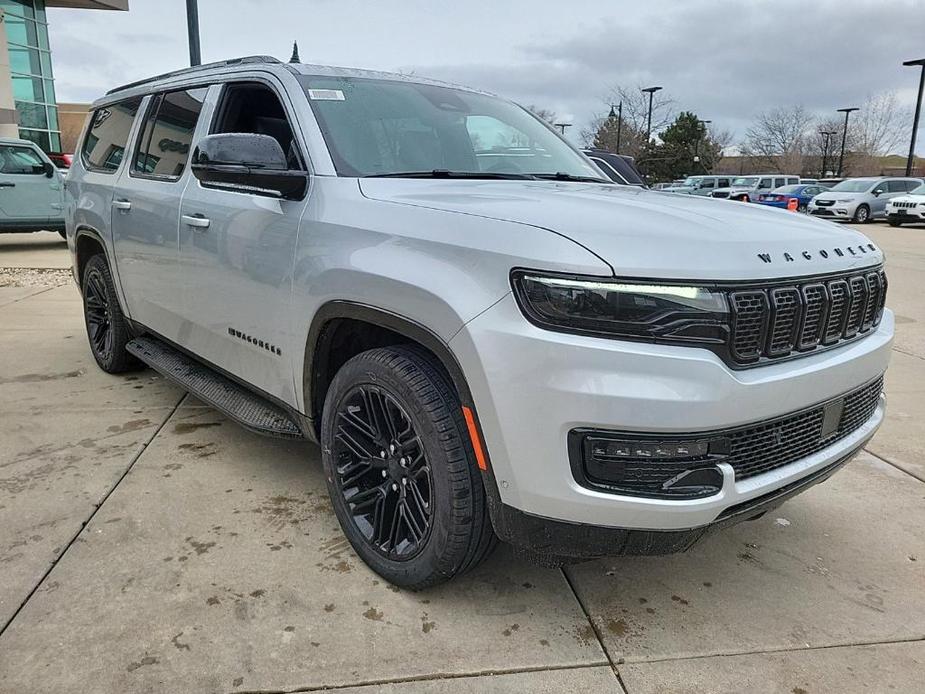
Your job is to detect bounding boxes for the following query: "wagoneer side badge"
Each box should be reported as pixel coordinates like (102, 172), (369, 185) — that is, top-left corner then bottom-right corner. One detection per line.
(758, 243), (878, 264)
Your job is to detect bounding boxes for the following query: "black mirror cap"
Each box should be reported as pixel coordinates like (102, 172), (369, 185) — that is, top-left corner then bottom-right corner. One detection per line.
(43, 161), (55, 177)
(191, 133), (308, 200)
(193, 133), (288, 170)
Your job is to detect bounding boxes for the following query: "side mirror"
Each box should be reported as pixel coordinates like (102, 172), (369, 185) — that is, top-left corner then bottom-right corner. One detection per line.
(871, 188), (883, 197)
(43, 161), (55, 178)
(191, 133), (308, 200)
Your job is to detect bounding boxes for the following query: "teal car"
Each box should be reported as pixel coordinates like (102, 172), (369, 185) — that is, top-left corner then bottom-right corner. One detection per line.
(0, 137), (66, 236)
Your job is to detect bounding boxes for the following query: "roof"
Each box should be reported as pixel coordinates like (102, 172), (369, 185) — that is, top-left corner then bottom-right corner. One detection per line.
(97, 56), (491, 107)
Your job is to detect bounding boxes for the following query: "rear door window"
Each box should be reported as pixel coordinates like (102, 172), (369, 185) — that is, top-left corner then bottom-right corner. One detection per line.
(133, 87), (208, 180)
(81, 96), (143, 173)
(759, 178), (772, 189)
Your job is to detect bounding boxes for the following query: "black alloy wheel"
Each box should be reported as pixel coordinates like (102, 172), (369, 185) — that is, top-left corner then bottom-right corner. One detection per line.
(332, 384), (433, 559)
(81, 254), (137, 373)
(321, 346), (496, 588)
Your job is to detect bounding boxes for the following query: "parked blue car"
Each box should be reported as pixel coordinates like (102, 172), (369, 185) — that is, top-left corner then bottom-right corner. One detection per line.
(756, 184), (829, 212)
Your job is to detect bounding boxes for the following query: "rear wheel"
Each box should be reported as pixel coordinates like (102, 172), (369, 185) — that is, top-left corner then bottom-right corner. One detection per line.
(321, 346), (496, 588)
(81, 254), (138, 373)
(57, 229), (66, 239)
(853, 204), (871, 224)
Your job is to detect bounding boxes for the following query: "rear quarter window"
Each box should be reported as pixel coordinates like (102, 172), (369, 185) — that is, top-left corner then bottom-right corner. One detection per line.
(81, 96), (143, 173)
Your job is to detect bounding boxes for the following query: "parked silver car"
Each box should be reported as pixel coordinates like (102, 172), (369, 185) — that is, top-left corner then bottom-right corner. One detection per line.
(661, 175), (732, 196)
(65, 56), (892, 586)
(808, 177), (924, 223)
(712, 174), (800, 202)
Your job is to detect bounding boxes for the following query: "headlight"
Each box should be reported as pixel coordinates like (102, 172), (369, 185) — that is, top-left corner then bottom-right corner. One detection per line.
(511, 271), (730, 345)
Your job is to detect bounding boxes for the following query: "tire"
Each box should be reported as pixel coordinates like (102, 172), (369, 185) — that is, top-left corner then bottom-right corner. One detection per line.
(321, 345), (496, 589)
(888, 218), (903, 227)
(57, 229), (66, 239)
(81, 254), (138, 373)
(853, 204), (871, 224)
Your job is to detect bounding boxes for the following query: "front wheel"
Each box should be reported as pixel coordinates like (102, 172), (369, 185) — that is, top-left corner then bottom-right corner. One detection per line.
(853, 204), (871, 224)
(888, 218), (903, 227)
(321, 346), (496, 589)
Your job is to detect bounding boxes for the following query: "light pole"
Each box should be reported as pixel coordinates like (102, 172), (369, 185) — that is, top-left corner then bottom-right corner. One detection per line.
(186, 0), (202, 66)
(819, 130), (836, 177)
(903, 58), (925, 176)
(641, 86), (663, 143)
(696, 119), (712, 172)
(609, 103), (623, 154)
(836, 107), (858, 177)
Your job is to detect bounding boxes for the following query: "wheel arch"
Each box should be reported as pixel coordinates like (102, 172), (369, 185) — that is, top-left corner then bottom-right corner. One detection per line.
(303, 300), (505, 527)
(74, 226), (108, 287)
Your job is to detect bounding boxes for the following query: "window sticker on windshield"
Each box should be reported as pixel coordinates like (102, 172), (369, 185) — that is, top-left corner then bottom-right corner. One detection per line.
(308, 89), (345, 101)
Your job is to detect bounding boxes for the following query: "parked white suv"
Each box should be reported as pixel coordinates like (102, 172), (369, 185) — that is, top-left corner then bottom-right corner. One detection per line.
(712, 175), (801, 202)
(65, 57), (892, 587)
(885, 182), (925, 226)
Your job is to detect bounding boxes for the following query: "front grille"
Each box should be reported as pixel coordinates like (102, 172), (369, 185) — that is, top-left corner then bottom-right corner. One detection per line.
(892, 202), (917, 209)
(811, 209), (835, 216)
(816, 199), (835, 207)
(728, 266), (886, 366)
(712, 191), (730, 199)
(571, 376), (884, 497)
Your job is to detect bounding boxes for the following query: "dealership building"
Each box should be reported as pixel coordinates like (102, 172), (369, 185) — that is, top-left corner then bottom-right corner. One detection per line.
(0, 0), (127, 152)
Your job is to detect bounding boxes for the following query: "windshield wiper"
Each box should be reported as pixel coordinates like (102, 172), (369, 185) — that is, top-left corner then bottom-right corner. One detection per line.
(528, 172), (612, 184)
(365, 169), (536, 180)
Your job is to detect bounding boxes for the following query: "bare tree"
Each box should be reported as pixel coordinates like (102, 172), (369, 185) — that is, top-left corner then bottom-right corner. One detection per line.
(841, 91), (910, 175)
(527, 105), (557, 125)
(581, 85), (674, 157)
(740, 106), (814, 173)
(706, 125), (734, 169)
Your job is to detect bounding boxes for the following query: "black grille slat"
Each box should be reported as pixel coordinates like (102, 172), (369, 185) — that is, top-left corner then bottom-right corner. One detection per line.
(799, 283), (827, 349)
(728, 267), (885, 365)
(731, 292), (768, 362)
(844, 275), (867, 338)
(767, 287), (801, 356)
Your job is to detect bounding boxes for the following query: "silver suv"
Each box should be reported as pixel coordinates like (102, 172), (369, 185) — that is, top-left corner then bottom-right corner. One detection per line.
(809, 177), (924, 223)
(712, 174), (801, 202)
(65, 57), (893, 587)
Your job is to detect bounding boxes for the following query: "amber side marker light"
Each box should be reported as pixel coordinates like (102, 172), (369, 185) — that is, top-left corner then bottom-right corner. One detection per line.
(461, 406), (488, 471)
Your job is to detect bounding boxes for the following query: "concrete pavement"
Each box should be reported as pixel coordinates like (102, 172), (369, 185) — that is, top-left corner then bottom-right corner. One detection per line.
(0, 223), (923, 693)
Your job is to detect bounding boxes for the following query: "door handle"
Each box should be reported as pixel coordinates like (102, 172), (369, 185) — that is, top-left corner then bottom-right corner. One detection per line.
(112, 199), (132, 210)
(0, 182), (15, 188)
(182, 214), (211, 229)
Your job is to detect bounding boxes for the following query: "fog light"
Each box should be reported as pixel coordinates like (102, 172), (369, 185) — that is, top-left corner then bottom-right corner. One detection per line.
(572, 432), (729, 499)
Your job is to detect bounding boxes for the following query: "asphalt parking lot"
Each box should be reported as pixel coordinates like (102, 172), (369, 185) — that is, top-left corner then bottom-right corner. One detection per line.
(0, 224), (923, 693)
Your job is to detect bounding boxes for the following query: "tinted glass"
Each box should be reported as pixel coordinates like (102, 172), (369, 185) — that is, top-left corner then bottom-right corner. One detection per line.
(299, 75), (604, 180)
(775, 185), (802, 193)
(81, 97), (143, 172)
(134, 87), (208, 180)
(830, 179), (877, 193)
(759, 178), (772, 188)
(0, 144), (45, 174)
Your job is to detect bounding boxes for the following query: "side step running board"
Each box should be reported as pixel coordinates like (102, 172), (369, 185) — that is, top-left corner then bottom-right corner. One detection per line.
(127, 336), (305, 439)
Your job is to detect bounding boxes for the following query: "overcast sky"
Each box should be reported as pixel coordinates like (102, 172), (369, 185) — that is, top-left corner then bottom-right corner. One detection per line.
(48, 0), (924, 152)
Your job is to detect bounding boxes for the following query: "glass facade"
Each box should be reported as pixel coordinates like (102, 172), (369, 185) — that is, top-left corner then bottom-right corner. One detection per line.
(2, 0), (60, 152)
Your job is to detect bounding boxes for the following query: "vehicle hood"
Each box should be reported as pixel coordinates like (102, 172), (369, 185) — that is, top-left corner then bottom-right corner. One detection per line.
(661, 186), (694, 194)
(814, 191), (865, 201)
(359, 179), (884, 280)
(888, 194), (925, 204)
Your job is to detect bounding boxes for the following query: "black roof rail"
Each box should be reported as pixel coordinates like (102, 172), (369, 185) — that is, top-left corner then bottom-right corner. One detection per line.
(105, 55), (283, 96)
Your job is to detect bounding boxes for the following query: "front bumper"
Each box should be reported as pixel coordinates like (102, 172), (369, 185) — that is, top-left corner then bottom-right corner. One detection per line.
(451, 294), (893, 535)
(809, 202), (856, 219)
(887, 208), (925, 221)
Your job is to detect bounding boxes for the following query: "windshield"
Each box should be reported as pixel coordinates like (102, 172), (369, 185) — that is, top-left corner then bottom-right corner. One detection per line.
(909, 183), (925, 195)
(732, 177), (758, 186)
(680, 176), (703, 187)
(829, 179), (877, 193)
(298, 75), (606, 180)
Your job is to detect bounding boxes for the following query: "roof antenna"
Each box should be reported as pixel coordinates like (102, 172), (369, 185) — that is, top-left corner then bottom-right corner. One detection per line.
(289, 41), (300, 64)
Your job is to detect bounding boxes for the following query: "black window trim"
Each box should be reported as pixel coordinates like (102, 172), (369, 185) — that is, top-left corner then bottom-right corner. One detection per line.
(207, 77), (308, 173)
(129, 86), (209, 184)
(79, 96), (144, 175)
(0, 142), (48, 175)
